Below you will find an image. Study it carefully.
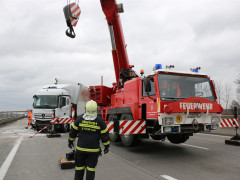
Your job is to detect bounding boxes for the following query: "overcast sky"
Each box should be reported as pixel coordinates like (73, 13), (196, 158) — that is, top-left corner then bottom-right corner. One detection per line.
(0, 0), (240, 111)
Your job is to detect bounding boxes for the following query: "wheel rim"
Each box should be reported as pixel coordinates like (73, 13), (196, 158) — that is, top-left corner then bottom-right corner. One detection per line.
(63, 124), (68, 132)
(120, 114), (140, 146)
(120, 134), (134, 143)
(121, 134), (134, 141)
(109, 133), (120, 141)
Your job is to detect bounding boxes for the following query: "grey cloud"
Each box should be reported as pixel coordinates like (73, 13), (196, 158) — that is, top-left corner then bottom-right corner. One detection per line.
(1, 0), (240, 110)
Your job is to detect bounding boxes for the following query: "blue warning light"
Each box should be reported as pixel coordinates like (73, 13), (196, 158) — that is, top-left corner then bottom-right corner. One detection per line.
(192, 69), (199, 73)
(191, 67), (201, 73)
(155, 64), (162, 70)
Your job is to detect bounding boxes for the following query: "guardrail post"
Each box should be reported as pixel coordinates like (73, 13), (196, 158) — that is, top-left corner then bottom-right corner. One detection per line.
(232, 107), (239, 139)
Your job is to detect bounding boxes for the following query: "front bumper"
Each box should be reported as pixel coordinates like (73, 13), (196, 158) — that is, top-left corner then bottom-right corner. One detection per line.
(154, 123), (218, 135)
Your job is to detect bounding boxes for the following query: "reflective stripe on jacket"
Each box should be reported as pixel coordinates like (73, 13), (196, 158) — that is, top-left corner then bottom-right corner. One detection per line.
(69, 115), (110, 153)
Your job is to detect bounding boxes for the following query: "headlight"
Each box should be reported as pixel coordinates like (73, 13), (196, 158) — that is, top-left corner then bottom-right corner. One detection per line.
(211, 116), (220, 125)
(163, 117), (174, 125)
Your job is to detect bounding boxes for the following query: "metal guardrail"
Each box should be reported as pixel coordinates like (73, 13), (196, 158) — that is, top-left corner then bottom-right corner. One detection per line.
(0, 111), (26, 125)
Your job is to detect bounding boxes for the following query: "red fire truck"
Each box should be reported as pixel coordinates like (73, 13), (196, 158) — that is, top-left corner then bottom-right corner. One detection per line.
(87, 0), (223, 146)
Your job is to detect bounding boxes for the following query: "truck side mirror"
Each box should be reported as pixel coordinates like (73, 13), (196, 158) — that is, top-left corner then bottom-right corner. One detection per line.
(33, 95), (39, 99)
(143, 78), (151, 93)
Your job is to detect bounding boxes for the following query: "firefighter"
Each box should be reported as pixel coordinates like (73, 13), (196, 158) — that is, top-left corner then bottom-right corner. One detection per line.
(26, 109), (32, 129)
(68, 100), (110, 180)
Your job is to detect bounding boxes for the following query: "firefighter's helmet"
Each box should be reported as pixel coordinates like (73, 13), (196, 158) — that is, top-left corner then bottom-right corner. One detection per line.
(86, 100), (97, 116)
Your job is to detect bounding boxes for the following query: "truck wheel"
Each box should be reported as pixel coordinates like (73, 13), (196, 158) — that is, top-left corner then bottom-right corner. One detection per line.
(167, 134), (189, 144)
(61, 124), (69, 133)
(108, 115), (121, 142)
(120, 114), (140, 147)
(36, 126), (40, 131)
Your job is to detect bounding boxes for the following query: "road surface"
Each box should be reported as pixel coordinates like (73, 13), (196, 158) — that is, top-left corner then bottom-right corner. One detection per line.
(0, 118), (239, 180)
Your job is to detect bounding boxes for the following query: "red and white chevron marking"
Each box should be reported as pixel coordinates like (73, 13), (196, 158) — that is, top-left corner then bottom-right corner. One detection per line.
(106, 121), (114, 133)
(220, 118), (239, 127)
(70, 3), (81, 27)
(119, 120), (146, 135)
(51, 118), (74, 124)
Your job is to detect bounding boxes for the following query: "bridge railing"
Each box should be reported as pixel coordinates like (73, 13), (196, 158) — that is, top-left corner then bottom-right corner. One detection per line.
(0, 111), (26, 125)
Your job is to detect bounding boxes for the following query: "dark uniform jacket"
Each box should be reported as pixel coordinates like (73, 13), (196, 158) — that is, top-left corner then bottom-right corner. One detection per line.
(69, 115), (110, 154)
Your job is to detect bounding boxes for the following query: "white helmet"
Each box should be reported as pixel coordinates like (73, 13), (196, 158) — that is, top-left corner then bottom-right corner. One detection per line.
(85, 100), (97, 116)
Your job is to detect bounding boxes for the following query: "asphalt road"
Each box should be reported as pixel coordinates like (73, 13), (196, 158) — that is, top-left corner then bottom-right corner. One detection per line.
(0, 118), (239, 180)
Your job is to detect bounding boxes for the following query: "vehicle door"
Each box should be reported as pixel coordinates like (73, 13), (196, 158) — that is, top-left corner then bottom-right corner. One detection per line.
(141, 77), (157, 119)
(58, 96), (71, 118)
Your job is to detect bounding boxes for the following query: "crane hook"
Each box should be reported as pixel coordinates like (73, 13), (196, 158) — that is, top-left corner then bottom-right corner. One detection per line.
(63, 2), (81, 39)
(66, 25), (76, 38)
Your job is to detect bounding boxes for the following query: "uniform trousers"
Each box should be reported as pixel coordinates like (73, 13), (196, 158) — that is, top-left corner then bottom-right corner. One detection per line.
(75, 150), (99, 180)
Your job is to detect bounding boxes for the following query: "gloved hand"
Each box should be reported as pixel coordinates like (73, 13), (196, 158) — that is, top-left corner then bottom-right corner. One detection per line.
(104, 146), (109, 154)
(68, 141), (74, 149)
(99, 147), (102, 156)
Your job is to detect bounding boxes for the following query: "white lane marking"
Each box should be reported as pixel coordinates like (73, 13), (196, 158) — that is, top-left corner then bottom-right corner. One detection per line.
(197, 133), (232, 138)
(181, 143), (209, 150)
(0, 136), (23, 180)
(161, 175), (178, 180)
(165, 140), (208, 150)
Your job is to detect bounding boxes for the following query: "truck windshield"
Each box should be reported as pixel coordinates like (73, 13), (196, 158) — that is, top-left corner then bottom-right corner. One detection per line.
(33, 95), (58, 109)
(157, 74), (215, 102)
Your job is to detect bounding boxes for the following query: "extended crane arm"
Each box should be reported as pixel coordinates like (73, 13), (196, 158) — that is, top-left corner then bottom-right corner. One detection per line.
(100, 0), (137, 89)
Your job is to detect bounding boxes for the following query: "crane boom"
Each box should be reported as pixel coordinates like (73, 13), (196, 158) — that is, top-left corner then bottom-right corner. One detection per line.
(100, 0), (137, 89)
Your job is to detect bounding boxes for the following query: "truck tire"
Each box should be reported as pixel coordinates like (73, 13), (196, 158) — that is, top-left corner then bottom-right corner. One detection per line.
(36, 125), (40, 131)
(120, 114), (140, 147)
(108, 115), (121, 142)
(62, 124), (70, 133)
(167, 134), (189, 144)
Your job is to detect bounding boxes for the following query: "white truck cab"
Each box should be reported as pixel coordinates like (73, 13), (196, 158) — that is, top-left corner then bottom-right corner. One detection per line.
(32, 81), (88, 132)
